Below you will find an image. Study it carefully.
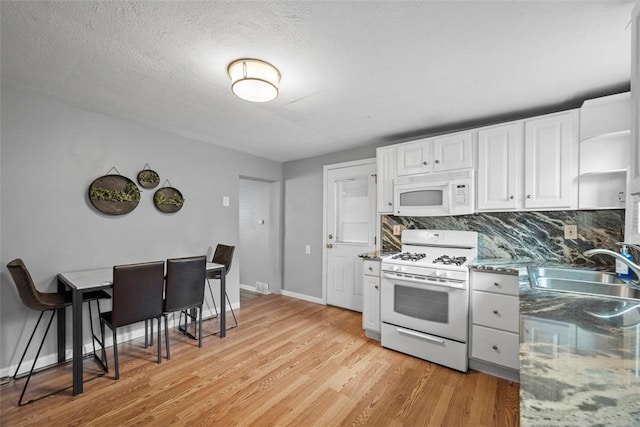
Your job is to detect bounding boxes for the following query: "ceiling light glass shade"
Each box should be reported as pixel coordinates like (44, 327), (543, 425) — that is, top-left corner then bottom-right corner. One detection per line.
(227, 58), (280, 103)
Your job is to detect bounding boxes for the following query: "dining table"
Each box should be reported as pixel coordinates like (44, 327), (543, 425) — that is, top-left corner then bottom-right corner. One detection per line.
(57, 261), (226, 396)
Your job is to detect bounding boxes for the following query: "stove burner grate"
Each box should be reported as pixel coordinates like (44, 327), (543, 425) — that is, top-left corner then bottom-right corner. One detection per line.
(432, 255), (467, 266)
(391, 252), (426, 262)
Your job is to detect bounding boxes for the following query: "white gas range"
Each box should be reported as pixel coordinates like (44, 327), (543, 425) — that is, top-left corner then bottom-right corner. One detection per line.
(380, 229), (478, 372)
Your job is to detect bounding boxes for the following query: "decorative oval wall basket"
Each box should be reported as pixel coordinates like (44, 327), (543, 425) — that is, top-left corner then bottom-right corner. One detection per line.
(153, 187), (184, 213)
(136, 164), (160, 189)
(88, 174), (141, 215)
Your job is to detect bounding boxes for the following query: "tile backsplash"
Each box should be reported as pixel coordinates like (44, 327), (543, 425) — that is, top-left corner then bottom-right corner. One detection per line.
(382, 210), (625, 267)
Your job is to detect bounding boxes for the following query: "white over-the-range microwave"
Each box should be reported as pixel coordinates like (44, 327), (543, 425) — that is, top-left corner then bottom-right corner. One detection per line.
(393, 169), (474, 216)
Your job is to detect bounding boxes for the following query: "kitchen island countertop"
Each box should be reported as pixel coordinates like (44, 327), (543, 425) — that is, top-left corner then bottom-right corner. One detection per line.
(472, 259), (640, 426)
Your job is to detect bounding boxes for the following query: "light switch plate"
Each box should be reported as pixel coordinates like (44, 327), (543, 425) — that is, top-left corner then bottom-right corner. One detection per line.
(564, 224), (578, 239)
(222, 196), (230, 207)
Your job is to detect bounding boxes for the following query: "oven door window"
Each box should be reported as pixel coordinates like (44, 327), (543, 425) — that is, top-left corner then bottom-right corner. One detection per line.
(394, 284), (448, 323)
(399, 189), (443, 207)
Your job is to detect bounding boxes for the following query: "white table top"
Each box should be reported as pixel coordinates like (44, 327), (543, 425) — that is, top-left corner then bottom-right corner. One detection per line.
(59, 262), (224, 291)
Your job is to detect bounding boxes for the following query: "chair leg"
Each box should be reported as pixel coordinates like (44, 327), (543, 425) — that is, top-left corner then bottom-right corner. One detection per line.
(99, 317), (108, 370)
(13, 311), (46, 381)
(156, 317), (161, 364)
(112, 327), (119, 380)
(225, 292), (238, 328)
(206, 279), (219, 318)
(164, 315), (170, 360)
(15, 310), (56, 406)
(198, 306), (203, 348)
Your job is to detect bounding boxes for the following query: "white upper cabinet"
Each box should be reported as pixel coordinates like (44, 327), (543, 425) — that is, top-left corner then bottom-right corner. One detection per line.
(523, 111), (578, 210)
(376, 146), (395, 213)
(476, 110), (578, 212)
(432, 131), (473, 172)
(396, 138), (430, 176)
(477, 123), (521, 211)
(579, 93), (630, 210)
(396, 131), (473, 177)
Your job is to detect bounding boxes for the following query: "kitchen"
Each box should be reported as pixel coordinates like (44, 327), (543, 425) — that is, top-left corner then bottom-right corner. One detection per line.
(1, 1), (640, 426)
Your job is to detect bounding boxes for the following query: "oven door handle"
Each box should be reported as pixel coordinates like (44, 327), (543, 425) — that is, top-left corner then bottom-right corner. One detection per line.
(397, 327), (445, 345)
(382, 272), (465, 289)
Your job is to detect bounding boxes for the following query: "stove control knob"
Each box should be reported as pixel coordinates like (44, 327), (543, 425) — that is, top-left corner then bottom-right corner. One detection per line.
(434, 270), (443, 277)
(444, 271), (452, 278)
(392, 265), (400, 272)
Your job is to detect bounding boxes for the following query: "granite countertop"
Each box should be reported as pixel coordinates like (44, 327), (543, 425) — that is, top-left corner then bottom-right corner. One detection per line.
(358, 250), (397, 260)
(474, 259), (640, 426)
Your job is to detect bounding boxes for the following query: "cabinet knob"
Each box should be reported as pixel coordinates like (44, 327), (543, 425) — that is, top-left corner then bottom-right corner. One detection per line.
(526, 194), (532, 199)
(493, 282), (500, 287)
(509, 195), (514, 200)
(422, 161), (428, 165)
(435, 160), (440, 164)
(374, 285), (379, 289)
(387, 202), (392, 206)
(492, 345), (498, 351)
(493, 309), (499, 315)
(368, 267), (373, 271)
(326, 243), (333, 249)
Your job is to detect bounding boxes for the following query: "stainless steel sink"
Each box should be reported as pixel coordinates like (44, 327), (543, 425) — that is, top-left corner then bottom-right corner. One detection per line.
(527, 266), (640, 301)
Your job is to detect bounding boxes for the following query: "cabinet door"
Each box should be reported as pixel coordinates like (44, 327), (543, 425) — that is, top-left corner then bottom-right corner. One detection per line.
(376, 146), (395, 213)
(396, 139), (430, 176)
(362, 275), (380, 332)
(432, 131), (473, 172)
(524, 112), (576, 209)
(477, 124), (520, 210)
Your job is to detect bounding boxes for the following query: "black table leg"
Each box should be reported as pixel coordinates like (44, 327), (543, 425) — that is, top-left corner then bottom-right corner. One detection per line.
(220, 267), (226, 338)
(72, 288), (83, 395)
(56, 277), (66, 364)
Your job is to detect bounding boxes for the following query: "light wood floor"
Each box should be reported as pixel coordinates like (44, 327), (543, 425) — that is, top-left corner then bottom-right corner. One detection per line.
(0, 294), (520, 426)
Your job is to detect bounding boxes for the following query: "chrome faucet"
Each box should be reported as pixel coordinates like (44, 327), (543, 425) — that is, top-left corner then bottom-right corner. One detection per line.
(583, 242), (640, 282)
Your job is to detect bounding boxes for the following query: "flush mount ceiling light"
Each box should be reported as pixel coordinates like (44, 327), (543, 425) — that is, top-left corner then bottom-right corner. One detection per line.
(227, 58), (281, 103)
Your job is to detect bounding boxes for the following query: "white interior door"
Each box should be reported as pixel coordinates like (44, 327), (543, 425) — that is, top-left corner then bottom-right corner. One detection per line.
(324, 159), (376, 311)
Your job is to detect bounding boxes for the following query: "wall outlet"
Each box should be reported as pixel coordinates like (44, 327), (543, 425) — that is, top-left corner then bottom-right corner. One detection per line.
(305, 245), (311, 254)
(564, 224), (578, 239)
(393, 225), (403, 236)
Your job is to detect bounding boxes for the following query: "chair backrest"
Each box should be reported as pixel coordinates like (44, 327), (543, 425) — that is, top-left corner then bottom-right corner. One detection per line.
(164, 255), (207, 313)
(7, 258), (49, 311)
(112, 261), (165, 328)
(211, 244), (235, 277)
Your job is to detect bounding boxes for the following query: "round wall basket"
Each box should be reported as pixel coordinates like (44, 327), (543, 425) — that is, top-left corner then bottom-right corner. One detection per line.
(88, 175), (141, 215)
(154, 187), (184, 213)
(137, 168), (160, 189)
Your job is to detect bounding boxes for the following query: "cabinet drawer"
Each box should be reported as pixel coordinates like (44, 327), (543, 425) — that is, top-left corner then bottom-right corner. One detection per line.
(472, 291), (519, 333)
(471, 271), (519, 295)
(471, 325), (520, 370)
(363, 260), (380, 277)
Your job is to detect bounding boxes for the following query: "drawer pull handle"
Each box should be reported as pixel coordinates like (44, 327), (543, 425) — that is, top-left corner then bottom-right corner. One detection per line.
(492, 310), (499, 315)
(397, 327), (445, 345)
(492, 345), (498, 351)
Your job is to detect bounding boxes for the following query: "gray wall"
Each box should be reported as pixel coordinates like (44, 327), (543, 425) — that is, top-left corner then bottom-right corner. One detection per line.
(282, 147), (380, 299)
(0, 86), (282, 374)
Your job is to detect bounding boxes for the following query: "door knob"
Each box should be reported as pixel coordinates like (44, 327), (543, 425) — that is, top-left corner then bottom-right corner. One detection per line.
(326, 243), (333, 249)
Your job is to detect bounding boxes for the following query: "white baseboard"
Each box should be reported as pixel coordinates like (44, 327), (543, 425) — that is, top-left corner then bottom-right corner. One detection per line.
(240, 283), (270, 295)
(0, 302), (240, 380)
(280, 290), (324, 305)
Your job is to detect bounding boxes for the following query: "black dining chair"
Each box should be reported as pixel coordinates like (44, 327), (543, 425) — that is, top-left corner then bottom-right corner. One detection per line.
(96, 261), (164, 380)
(162, 255), (207, 359)
(206, 244), (238, 329)
(7, 258), (111, 406)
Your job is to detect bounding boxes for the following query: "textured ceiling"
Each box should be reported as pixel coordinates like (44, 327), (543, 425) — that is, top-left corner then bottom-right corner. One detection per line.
(0, 1), (635, 162)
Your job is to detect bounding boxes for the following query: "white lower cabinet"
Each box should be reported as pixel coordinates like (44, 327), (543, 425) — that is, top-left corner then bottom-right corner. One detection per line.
(469, 271), (520, 382)
(362, 259), (381, 339)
